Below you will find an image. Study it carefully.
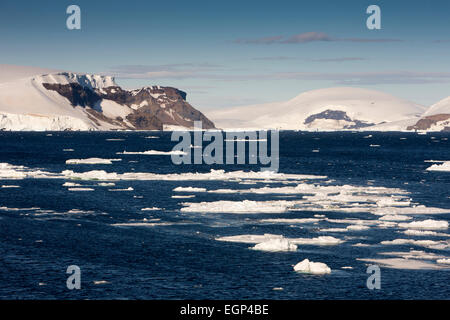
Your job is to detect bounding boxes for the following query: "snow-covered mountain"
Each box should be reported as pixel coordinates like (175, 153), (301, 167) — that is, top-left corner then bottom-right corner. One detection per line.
(406, 96), (450, 132)
(0, 65), (214, 131)
(208, 87), (426, 131)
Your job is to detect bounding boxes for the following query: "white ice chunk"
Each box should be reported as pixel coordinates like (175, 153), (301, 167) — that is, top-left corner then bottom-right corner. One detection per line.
(251, 238), (298, 252)
(293, 259), (331, 274)
(426, 161), (450, 172)
(66, 158), (121, 165)
(173, 187), (207, 192)
(398, 219), (448, 230)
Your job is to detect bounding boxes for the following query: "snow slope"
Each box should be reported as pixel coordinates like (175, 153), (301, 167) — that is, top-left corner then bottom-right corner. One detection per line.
(208, 87), (426, 131)
(405, 96), (450, 132)
(0, 67), (121, 130)
(423, 96), (450, 116)
(0, 76), (99, 131)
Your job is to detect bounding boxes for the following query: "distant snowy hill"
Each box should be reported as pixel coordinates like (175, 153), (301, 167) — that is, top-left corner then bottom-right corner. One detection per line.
(406, 96), (450, 132)
(208, 87), (426, 131)
(0, 65), (214, 131)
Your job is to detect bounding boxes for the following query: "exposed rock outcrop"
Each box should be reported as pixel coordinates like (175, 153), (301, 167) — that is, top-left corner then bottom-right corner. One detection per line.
(39, 73), (215, 130)
(304, 109), (374, 129)
(407, 114), (450, 131)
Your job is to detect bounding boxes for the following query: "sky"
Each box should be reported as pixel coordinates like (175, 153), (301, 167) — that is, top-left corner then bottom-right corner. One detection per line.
(1, 0), (450, 110)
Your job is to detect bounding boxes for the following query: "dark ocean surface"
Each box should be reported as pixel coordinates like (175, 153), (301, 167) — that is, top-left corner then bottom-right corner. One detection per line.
(0, 131), (449, 299)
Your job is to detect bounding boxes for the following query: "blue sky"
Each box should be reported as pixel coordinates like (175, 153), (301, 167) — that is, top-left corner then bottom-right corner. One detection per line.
(1, 0), (450, 109)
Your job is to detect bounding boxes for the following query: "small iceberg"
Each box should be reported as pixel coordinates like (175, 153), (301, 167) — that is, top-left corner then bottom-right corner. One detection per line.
(251, 238), (297, 252)
(294, 259), (331, 275)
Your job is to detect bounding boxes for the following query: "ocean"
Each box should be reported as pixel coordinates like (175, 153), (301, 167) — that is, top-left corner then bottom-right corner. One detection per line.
(0, 131), (449, 299)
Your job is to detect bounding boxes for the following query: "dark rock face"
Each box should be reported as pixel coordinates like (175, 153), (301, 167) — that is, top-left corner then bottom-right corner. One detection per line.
(43, 83), (215, 130)
(304, 109), (374, 129)
(126, 111), (163, 130)
(43, 83), (101, 108)
(407, 114), (450, 131)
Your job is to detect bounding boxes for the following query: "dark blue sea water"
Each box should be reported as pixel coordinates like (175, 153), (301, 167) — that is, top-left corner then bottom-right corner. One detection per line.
(0, 131), (449, 299)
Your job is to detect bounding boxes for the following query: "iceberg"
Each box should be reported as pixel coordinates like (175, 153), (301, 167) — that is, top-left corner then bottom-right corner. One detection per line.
(293, 259), (331, 275)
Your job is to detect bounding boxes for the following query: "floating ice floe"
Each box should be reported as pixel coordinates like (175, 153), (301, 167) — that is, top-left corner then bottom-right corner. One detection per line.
(216, 234), (343, 246)
(117, 150), (187, 155)
(378, 215), (412, 221)
(68, 187), (95, 192)
(378, 250), (447, 261)
(346, 225), (371, 231)
(251, 238), (298, 252)
(426, 161), (450, 172)
(173, 186), (207, 192)
(290, 236), (343, 245)
(371, 206), (450, 215)
(0, 163), (33, 179)
(293, 259), (331, 275)
(259, 218), (322, 224)
(398, 219), (448, 230)
(108, 187), (134, 191)
(359, 250), (450, 270)
(181, 200), (293, 213)
(66, 209), (97, 215)
(62, 182), (82, 187)
(319, 227), (349, 233)
(0, 206), (40, 211)
(141, 207), (161, 211)
(401, 229), (450, 237)
(98, 182), (115, 187)
(61, 169), (326, 182)
(66, 158), (121, 165)
(1, 163), (328, 183)
(437, 258), (450, 264)
(357, 258), (447, 270)
(380, 239), (450, 250)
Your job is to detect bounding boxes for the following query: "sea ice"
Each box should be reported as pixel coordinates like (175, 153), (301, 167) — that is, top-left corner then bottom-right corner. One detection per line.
(173, 187), (207, 192)
(66, 158), (121, 165)
(181, 200), (293, 213)
(68, 188), (95, 191)
(398, 219), (448, 230)
(380, 239), (450, 250)
(293, 259), (331, 275)
(379, 214), (412, 221)
(251, 238), (298, 252)
(426, 161), (450, 172)
(436, 258), (450, 264)
(117, 150), (187, 155)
